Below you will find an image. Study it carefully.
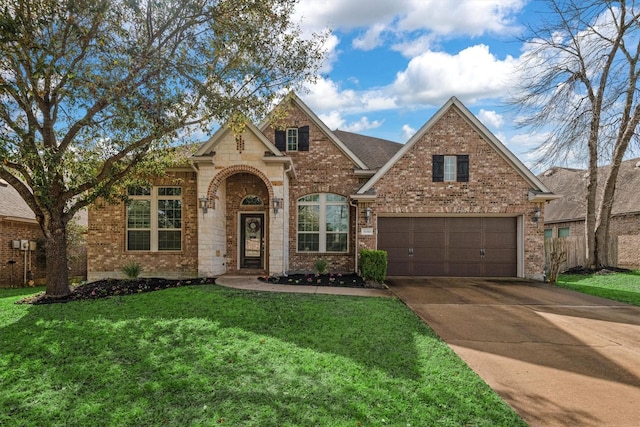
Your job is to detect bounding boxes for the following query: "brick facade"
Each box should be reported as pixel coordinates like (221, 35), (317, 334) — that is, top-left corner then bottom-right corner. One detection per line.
(356, 108), (545, 279)
(263, 104), (363, 273)
(0, 220), (46, 286)
(87, 170), (198, 281)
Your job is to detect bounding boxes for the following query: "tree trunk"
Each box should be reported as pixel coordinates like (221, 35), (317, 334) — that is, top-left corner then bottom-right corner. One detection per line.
(44, 220), (71, 297)
(584, 136), (599, 269)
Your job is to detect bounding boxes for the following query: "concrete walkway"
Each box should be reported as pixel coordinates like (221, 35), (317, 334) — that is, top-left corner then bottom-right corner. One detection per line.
(387, 277), (640, 427)
(215, 275), (393, 298)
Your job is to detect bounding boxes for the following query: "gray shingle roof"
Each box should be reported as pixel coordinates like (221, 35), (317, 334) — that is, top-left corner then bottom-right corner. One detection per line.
(333, 130), (403, 170)
(538, 157), (640, 222)
(0, 180), (36, 220)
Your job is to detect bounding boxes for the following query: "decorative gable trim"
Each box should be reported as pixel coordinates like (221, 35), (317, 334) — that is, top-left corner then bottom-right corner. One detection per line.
(358, 97), (554, 198)
(192, 122), (284, 159)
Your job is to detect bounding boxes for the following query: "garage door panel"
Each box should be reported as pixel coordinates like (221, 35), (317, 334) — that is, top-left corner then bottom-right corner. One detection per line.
(413, 232), (445, 248)
(447, 217), (482, 230)
(484, 248), (517, 263)
(413, 247), (445, 262)
(448, 231), (481, 248)
(485, 232), (516, 249)
(448, 248), (482, 261)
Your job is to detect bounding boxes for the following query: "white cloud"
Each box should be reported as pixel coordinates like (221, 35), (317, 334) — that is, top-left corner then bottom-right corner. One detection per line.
(391, 44), (518, 106)
(303, 77), (396, 114)
(401, 124), (416, 140)
(342, 116), (384, 132)
(353, 23), (387, 51)
(478, 109), (505, 129)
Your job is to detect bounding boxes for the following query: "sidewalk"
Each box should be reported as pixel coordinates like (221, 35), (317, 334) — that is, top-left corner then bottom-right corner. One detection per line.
(215, 275), (393, 298)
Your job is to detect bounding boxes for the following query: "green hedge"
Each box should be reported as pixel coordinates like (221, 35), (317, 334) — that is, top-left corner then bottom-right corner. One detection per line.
(359, 250), (387, 283)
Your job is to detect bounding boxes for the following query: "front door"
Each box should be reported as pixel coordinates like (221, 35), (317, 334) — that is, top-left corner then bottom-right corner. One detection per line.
(240, 213), (264, 269)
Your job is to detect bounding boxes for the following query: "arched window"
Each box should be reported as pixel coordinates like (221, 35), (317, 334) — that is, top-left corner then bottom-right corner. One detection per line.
(241, 195), (263, 206)
(297, 193), (348, 253)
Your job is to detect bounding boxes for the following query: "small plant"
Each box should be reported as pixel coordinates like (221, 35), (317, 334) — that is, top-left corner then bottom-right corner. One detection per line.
(121, 261), (143, 279)
(314, 258), (328, 274)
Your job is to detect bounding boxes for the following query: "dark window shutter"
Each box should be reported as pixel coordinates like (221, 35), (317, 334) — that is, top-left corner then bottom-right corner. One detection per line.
(457, 155), (469, 182)
(432, 155), (444, 182)
(298, 126), (309, 151)
(275, 130), (286, 151)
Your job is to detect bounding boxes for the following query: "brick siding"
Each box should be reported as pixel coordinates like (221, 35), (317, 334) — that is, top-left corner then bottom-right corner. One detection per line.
(358, 108), (545, 279)
(264, 103), (363, 273)
(87, 171), (198, 281)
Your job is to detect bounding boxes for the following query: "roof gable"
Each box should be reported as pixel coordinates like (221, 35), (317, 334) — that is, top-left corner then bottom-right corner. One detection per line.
(193, 121), (283, 158)
(260, 93), (369, 170)
(357, 97), (553, 196)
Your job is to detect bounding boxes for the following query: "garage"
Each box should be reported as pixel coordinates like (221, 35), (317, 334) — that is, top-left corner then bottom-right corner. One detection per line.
(378, 217), (517, 277)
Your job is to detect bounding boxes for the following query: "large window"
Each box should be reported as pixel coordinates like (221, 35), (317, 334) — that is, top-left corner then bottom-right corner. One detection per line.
(297, 194), (349, 253)
(127, 187), (182, 251)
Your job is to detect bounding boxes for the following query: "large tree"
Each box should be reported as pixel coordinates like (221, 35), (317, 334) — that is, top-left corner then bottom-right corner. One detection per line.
(0, 0), (325, 297)
(511, 0), (640, 268)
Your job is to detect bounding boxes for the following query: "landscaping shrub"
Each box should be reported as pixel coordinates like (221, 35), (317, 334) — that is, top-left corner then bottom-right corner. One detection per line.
(359, 249), (387, 283)
(121, 261), (143, 279)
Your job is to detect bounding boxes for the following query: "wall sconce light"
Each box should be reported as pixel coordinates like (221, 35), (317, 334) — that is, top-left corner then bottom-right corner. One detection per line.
(199, 196), (210, 214)
(273, 197), (282, 215)
(532, 207), (541, 223)
(365, 206), (373, 224)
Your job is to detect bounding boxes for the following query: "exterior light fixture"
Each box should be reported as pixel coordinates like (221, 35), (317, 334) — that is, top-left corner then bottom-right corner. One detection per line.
(365, 206), (373, 224)
(532, 207), (541, 223)
(273, 197), (282, 215)
(199, 196), (210, 214)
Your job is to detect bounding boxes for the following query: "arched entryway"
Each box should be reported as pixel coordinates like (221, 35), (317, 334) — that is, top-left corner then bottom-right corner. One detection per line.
(224, 172), (270, 273)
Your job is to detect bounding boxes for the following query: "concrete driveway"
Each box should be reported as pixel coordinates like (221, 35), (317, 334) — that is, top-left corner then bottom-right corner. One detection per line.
(387, 277), (640, 427)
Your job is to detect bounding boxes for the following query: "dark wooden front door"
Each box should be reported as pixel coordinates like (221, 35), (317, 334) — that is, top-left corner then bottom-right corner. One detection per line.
(240, 213), (264, 269)
(378, 217), (517, 277)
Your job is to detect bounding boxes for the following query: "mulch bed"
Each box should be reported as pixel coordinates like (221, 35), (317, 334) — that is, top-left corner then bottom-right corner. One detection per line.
(258, 273), (383, 288)
(16, 277), (217, 305)
(563, 266), (632, 275)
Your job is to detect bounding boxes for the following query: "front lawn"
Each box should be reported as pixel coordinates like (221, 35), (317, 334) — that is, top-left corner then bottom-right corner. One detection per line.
(0, 284), (524, 426)
(557, 270), (640, 306)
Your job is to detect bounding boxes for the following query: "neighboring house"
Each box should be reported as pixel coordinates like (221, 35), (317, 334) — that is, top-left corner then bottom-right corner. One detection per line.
(0, 180), (46, 286)
(0, 180), (89, 287)
(539, 158), (640, 268)
(87, 94), (555, 281)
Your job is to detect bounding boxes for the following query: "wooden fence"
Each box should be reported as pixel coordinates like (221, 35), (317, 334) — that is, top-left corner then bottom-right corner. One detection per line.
(544, 235), (618, 272)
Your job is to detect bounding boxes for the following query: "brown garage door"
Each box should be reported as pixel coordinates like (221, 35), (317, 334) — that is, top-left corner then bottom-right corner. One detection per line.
(378, 217), (517, 277)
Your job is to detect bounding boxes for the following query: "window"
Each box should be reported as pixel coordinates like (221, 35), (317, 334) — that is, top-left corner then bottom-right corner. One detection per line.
(127, 186), (182, 251)
(444, 156), (456, 181)
(287, 128), (298, 151)
(241, 195), (263, 206)
(274, 126), (310, 152)
(432, 155), (469, 182)
(544, 229), (553, 239)
(558, 227), (570, 238)
(297, 193), (348, 253)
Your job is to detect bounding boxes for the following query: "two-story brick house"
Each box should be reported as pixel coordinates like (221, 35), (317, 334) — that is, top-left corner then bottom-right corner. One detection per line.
(87, 94), (555, 281)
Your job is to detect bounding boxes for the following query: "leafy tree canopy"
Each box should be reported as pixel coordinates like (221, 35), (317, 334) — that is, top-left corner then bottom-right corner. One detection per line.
(0, 0), (326, 296)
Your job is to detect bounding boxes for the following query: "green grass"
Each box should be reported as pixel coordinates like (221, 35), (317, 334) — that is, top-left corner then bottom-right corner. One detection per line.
(0, 285), (525, 427)
(557, 270), (640, 306)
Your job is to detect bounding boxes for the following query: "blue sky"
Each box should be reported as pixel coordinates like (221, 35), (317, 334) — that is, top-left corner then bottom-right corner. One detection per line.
(291, 0), (551, 171)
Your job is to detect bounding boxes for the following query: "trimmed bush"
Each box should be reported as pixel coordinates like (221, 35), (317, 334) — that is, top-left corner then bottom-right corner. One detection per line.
(360, 250), (387, 283)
